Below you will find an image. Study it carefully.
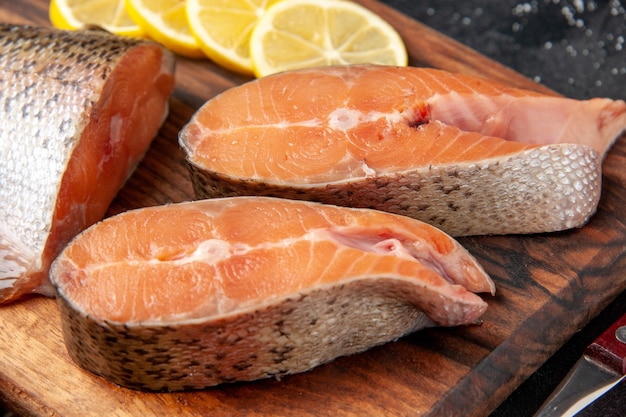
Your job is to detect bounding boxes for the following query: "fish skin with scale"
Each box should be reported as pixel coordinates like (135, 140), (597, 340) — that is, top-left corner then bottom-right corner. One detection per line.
(0, 23), (176, 304)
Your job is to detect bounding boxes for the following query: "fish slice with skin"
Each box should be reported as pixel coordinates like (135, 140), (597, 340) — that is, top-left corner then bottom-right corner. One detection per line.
(179, 64), (626, 236)
(0, 23), (175, 304)
(50, 196), (494, 391)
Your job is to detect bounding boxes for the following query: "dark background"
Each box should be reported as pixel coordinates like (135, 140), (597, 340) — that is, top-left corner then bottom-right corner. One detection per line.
(383, 0), (625, 100)
(379, 1), (625, 416)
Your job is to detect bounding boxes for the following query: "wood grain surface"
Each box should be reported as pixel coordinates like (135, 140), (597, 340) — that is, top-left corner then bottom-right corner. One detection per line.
(1, 1), (625, 417)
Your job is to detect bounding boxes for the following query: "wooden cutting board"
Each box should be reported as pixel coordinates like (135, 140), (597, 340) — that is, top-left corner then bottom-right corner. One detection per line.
(1, 1), (625, 416)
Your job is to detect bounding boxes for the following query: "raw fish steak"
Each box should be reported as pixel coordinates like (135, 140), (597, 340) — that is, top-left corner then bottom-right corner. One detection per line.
(0, 24), (175, 304)
(50, 196), (494, 391)
(179, 65), (626, 236)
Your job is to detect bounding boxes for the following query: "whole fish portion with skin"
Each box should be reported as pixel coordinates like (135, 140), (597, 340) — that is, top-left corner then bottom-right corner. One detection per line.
(0, 23), (176, 304)
(179, 64), (626, 236)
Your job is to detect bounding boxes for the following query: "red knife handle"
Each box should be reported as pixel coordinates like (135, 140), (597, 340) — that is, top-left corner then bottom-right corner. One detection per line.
(584, 311), (626, 375)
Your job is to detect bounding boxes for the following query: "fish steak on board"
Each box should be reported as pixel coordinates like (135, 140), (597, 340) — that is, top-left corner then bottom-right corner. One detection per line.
(179, 64), (626, 236)
(50, 196), (495, 391)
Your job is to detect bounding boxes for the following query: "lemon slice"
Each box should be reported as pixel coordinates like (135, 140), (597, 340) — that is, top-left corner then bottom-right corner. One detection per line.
(185, 0), (283, 75)
(125, 0), (204, 57)
(249, 0), (408, 77)
(49, 0), (144, 37)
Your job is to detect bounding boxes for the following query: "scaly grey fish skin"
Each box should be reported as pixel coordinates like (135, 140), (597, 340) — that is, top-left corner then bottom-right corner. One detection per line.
(56, 279), (436, 391)
(0, 23), (175, 304)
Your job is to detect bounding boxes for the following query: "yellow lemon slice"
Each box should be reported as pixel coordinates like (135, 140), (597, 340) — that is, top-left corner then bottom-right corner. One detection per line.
(125, 0), (204, 57)
(249, 0), (408, 77)
(49, 0), (144, 37)
(185, 0), (283, 75)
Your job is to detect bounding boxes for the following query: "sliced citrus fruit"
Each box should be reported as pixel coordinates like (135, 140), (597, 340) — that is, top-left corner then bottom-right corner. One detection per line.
(249, 0), (408, 77)
(49, 0), (144, 37)
(125, 0), (204, 57)
(185, 0), (283, 75)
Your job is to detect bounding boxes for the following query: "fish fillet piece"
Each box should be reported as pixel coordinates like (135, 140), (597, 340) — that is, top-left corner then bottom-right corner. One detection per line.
(0, 24), (175, 304)
(50, 196), (494, 391)
(179, 65), (626, 236)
